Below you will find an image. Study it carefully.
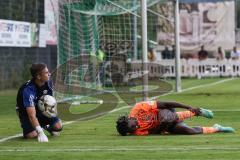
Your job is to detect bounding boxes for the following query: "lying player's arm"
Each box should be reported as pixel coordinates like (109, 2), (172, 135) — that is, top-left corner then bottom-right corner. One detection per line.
(157, 101), (193, 110)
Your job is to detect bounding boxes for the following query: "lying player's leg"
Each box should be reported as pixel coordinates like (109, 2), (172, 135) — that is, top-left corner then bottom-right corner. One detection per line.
(159, 108), (213, 124)
(169, 122), (203, 135)
(176, 108), (213, 121)
(169, 122), (235, 135)
(159, 109), (178, 123)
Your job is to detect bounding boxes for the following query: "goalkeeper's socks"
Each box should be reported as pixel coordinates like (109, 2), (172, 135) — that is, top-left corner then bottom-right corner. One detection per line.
(176, 111), (196, 121)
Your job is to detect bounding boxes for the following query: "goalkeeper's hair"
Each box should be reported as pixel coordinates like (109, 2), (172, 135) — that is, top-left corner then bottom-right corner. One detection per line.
(30, 62), (47, 78)
(116, 115), (129, 136)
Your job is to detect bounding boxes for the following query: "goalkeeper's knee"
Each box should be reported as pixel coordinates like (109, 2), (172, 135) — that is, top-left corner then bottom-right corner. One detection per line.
(53, 127), (63, 132)
(47, 125), (63, 132)
(53, 123), (63, 132)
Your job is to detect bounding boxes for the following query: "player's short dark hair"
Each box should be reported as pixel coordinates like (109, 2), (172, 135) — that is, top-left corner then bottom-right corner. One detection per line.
(30, 63), (47, 78)
(116, 116), (129, 136)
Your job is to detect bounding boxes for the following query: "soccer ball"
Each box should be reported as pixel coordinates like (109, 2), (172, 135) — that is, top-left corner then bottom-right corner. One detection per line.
(38, 95), (57, 118)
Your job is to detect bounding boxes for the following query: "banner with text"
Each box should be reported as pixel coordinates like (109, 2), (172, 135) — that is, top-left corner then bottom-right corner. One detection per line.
(0, 19), (31, 47)
(157, 1), (235, 52)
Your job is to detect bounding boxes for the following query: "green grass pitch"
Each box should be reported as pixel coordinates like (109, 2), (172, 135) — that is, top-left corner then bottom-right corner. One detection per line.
(0, 78), (240, 160)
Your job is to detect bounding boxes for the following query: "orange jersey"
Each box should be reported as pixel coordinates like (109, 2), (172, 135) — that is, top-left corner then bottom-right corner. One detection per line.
(129, 101), (159, 135)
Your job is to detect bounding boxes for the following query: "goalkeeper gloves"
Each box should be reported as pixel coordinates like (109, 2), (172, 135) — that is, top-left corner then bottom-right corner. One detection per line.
(36, 126), (49, 142)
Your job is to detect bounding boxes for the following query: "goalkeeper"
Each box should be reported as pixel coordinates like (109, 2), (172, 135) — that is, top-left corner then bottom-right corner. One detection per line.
(116, 101), (235, 136)
(16, 63), (62, 142)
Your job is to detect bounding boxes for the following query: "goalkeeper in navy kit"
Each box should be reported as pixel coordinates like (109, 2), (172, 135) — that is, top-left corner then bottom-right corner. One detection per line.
(16, 63), (62, 142)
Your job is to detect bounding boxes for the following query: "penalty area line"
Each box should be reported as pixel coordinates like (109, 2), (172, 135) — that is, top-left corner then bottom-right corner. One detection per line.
(0, 134), (23, 143)
(110, 78), (236, 113)
(0, 78), (235, 143)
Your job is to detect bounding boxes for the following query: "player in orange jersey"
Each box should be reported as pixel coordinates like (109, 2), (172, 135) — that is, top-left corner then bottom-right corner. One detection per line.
(116, 101), (235, 136)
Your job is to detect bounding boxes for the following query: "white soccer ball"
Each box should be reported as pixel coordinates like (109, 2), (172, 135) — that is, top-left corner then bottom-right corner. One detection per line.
(99, 100), (103, 104)
(38, 95), (57, 118)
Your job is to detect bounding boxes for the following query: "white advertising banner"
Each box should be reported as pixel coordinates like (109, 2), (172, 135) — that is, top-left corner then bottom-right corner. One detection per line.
(157, 1), (235, 52)
(0, 19), (31, 47)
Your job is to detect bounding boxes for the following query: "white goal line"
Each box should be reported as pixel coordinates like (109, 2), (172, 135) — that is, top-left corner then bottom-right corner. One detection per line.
(0, 147), (240, 152)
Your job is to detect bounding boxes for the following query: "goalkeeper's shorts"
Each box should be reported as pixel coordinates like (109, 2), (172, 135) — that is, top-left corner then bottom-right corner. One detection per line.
(19, 113), (60, 137)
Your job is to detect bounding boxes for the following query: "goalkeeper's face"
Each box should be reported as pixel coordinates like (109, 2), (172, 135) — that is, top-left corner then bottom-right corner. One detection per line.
(38, 67), (51, 82)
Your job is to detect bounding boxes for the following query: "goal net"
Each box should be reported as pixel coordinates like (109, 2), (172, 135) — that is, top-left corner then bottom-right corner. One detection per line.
(55, 0), (173, 109)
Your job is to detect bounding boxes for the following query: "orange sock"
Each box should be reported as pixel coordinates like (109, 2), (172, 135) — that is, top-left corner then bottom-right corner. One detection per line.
(202, 127), (218, 134)
(176, 111), (195, 121)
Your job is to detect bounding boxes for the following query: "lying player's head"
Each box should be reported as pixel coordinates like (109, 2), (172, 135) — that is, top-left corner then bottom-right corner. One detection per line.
(30, 63), (50, 81)
(116, 116), (138, 136)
